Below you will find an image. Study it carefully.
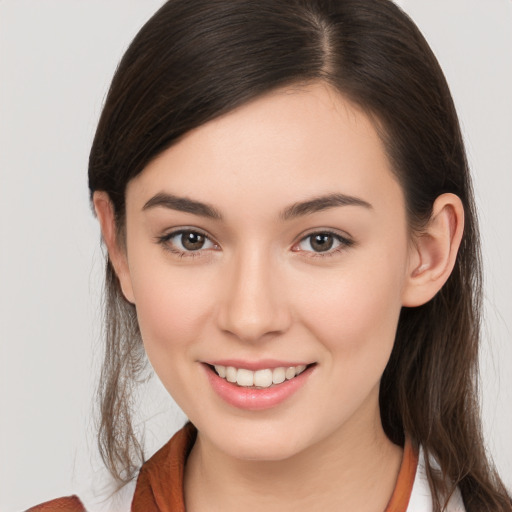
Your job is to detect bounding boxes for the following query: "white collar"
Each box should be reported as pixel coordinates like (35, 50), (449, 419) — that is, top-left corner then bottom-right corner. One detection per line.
(408, 446), (466, 511)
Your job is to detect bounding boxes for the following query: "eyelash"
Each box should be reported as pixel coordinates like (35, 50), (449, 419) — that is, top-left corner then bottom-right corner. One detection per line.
(156, 229), (354, 259)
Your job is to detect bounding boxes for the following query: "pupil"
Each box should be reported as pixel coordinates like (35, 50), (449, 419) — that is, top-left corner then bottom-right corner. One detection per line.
(311, 234), (333, 252)
(182, 232), (205, 251)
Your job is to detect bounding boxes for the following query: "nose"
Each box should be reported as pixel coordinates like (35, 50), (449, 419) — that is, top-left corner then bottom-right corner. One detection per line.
(216, 248), (291, 344)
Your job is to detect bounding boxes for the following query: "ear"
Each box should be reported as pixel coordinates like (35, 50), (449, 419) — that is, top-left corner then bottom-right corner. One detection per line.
(401, 193), (464, 307)
(93, 191), (135, 304)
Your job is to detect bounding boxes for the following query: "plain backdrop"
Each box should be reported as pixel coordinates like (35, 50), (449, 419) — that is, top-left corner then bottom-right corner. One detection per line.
(1, 1), (511, 510)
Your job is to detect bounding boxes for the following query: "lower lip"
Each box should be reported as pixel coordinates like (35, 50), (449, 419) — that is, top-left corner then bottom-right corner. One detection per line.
(203, 364), (313, 411)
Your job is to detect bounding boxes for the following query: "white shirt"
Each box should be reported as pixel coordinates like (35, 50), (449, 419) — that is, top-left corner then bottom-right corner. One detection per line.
(408, 447), (466, 511)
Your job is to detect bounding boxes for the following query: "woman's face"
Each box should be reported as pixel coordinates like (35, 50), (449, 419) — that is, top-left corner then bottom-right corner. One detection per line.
(121, 83), (414, 461)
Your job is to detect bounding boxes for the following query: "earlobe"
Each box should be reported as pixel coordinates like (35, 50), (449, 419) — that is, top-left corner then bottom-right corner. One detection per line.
(402, 193), (464, 307)
(93, 191), (136, 304)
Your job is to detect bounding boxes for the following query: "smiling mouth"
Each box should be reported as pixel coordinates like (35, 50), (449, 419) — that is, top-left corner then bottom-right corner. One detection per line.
(208, 364), (314, 389)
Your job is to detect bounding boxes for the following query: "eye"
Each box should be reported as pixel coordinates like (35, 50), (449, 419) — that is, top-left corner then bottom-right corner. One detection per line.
(158, 229), (218, 255)
(294, 231), (353, 255)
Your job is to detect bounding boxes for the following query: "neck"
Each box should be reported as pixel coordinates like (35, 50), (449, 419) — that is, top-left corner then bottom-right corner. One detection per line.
(184, 393), (404, 512)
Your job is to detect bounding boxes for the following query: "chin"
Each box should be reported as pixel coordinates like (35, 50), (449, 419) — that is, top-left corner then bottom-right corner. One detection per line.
(224, 436), (306, 462)
(198, 416), (317, 462)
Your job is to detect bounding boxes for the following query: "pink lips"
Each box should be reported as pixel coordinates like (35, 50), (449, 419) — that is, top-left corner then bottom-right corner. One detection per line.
(203, 362), (314, 411)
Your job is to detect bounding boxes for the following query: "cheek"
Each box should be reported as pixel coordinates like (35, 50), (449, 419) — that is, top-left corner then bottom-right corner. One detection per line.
(295, 252), (406, 361)
(129, 265), (218, 410)
(290, 254), (406, 429)
(128, 256), (214, 361)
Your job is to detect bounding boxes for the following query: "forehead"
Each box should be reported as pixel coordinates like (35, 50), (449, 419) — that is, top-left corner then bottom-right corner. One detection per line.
(126, 82), (403, 218)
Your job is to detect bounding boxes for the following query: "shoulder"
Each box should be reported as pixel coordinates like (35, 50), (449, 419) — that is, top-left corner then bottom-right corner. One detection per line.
(25, 479), (138, 512)
(25, 495), (86, 512)
(26, 424), (195, 512)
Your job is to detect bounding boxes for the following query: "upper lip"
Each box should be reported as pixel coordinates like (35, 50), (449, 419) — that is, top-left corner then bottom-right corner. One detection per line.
(203, 359), (313, 371)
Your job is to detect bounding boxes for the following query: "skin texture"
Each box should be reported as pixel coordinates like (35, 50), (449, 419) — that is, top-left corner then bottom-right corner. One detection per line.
(94, 83), (464, 511)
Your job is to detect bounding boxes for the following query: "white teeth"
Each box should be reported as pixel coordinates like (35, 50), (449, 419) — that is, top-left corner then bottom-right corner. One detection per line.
(236, 368), (254, 387)
(296, 364), (307, 375)
(253, 369), (273, 388)
(285, 367), (296, 380)
(272, 367), (286, 384)
(226, 366), (237, 383)
(214, 365), (226, 378)
(213, 364), (308, 387)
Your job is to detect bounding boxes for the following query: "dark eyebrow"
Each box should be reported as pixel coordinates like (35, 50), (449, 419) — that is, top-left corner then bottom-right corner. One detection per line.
(142, 191), (371, 222)
(142, 192), (223, 220)
(280, 193), (372, 220)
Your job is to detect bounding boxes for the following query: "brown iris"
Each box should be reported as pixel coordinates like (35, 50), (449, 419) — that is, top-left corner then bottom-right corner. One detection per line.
(310, 233), (334, 252)
(181, 231), (206, 251)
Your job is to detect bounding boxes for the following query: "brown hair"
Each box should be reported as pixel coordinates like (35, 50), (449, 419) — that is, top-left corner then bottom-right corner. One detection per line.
(88, 1), (511, 510)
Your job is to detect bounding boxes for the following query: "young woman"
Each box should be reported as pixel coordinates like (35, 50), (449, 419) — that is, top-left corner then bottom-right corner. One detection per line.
(27, 0), (512, 511)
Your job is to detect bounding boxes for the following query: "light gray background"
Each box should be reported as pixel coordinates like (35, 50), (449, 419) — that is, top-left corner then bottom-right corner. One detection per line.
(1, 1), (511, 510)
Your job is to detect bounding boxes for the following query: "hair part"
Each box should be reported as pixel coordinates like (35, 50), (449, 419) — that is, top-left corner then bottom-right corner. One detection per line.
(89, 1), (512, 509)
